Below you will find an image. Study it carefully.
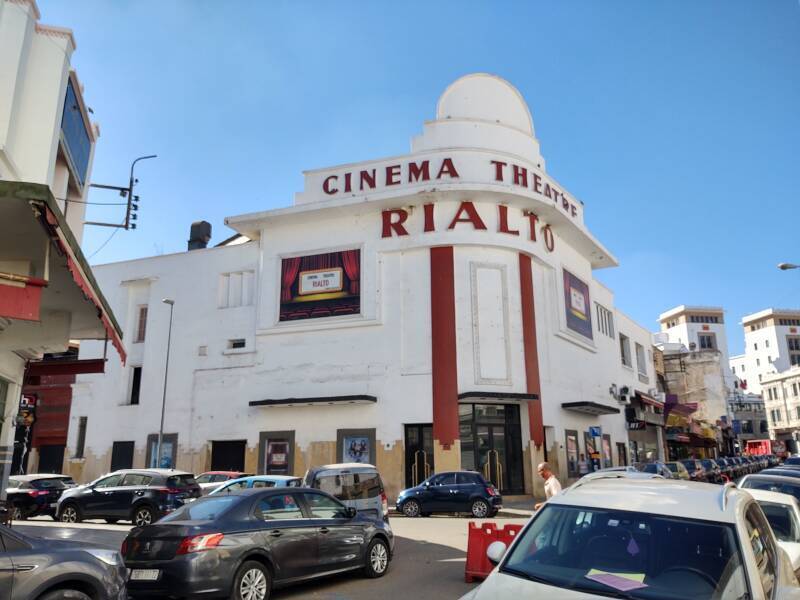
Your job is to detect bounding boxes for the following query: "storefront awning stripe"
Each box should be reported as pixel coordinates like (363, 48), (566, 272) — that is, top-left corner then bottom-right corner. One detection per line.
(635, 391), (663, 407)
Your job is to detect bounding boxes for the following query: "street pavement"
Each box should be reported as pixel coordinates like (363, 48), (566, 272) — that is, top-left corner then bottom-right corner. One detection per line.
(13, 514), (529, 599)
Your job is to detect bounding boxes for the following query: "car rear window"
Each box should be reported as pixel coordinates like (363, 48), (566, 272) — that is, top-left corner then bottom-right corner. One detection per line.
(166, 475), (198, 488)
(758, 502), (800, 543)
(741, 479), (800, 501)
(315, 472), (383, 500)
(160, 496), (238, 522)
(32, 478), (66, 490)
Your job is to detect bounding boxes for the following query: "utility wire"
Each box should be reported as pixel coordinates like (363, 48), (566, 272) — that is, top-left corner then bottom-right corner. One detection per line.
(87, 223), (124, 259)
(57, 197), (129, 206)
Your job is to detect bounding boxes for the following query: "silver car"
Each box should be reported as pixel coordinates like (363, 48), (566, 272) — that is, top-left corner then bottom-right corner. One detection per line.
(303, 463), (389, 520)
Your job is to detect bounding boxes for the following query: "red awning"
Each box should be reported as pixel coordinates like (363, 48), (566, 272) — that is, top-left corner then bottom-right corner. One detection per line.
(0, 273), (47, 321)
(635, 391), (663, 408)
(26, 358), (106, 377)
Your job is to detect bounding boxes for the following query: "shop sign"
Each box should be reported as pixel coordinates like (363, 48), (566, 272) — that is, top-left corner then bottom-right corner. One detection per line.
(589, 426), (602, 437)
(627, 421), (647, 431)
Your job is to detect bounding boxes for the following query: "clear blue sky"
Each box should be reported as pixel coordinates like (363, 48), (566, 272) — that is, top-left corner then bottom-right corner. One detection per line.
(40, 0), (799, 354)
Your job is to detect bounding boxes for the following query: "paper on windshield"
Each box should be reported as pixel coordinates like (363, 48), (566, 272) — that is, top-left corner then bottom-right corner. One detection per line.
(586, 569), (648, 592)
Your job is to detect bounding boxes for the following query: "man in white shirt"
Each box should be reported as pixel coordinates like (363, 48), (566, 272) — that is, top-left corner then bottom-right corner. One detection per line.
(534, 462), (562, 510)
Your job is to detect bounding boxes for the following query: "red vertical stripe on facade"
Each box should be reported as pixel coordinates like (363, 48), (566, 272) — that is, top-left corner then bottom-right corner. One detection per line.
(430, 246), (459, 448)
(519, 253), (545, 447)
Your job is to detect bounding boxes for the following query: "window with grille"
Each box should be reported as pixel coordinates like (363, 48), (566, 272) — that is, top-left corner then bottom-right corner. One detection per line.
(698, 333), (716, 350)
(595, 303), (615, 338)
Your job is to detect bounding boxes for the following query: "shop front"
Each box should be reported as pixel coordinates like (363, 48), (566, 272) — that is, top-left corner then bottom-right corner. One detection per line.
(625, 392), (666, 463)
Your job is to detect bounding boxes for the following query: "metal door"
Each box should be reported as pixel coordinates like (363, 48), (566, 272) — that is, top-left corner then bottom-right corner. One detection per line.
(477, 426), (506, 491)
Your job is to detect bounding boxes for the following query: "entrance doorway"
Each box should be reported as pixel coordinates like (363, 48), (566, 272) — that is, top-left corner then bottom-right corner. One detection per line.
(404, 424), (434, 488)
(110, 441), (134, 472)
(37, 445), (65, 474)
(459, 404), (524, 494)
(210, 440), (246, 472)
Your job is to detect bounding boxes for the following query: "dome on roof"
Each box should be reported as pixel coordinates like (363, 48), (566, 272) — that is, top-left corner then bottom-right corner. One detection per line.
(436, 73), (534, 136)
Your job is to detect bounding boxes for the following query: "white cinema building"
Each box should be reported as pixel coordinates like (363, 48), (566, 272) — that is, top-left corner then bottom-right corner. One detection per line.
(67, 74), (657, 499)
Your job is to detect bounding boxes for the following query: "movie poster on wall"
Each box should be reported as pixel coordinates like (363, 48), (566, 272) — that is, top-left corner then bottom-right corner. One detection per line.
(279, 249), (360, 321)
(563, 269), (593, 340)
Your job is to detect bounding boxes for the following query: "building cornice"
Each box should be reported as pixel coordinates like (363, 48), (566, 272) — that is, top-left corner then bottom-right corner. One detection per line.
(34, 23), (76, 52)
(9, 0), (40, 20)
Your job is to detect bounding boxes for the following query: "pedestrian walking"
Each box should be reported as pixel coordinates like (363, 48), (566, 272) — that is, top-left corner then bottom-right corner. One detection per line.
(534, 462), (562, 510)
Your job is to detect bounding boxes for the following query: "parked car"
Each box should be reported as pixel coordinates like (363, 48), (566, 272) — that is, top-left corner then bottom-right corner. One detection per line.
(0, 523), (126, 599)
(739, 474), (800, 503)
(746, 488), (800, 578)
(785, 457), (800, 466)
(397, 471), (502, 518)
(664, 461), (690, 480)
(58, 469), (201, 526)
(303, 463), (389, 520)
(633, 461), (673, 479)
(122, 487), (393, 599)
(209, 474), (302, 495)
(699, 458), (723, 483)
(762, 469), (800, 481)
(715, 457), (734, 480)
(678, 459), (706, 482)
(6, 474), (69, 520)
(460, 477), (800, 599)
(195, 471), (253, 496)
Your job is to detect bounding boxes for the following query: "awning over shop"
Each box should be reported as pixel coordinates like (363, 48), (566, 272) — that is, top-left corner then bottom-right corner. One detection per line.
(666, 432), (691, 443)
(635, 391), (663, 408)
(458, 391), (539, 401)
(0, 182), (125, 363)
(561, 401), (620, 416)
(249, 394), (377, 407)
(25, 358), (106, 377)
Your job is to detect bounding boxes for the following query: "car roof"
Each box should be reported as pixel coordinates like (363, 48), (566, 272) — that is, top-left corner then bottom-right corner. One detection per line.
(110, 469), (191, 477)
(745, 488), (800, 507)
(555, 478), (746, 523)
(312, 463), (377, 471)
(743, 474), (800, 486)
(200, 471), (246, 476)
(8, 474), (62, 482)
(212, 486), (318, 497)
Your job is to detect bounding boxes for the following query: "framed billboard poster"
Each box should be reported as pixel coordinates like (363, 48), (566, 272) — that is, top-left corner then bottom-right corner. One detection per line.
(563, 269), (593, 340)
(343, 436), (370, 463)
(280, 249), (360, 321)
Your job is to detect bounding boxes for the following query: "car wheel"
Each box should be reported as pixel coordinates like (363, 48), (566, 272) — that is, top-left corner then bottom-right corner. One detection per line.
(37, 589), (92, 600)
(9, 505), (23, 521)
(59, 504), (82, 524)
(471, 499), (490, 518)
(105, 518), (119, 524)
(132, 505), (156, 527)
(402, 499), (421, 518)
(232, 560), (271, 600)
(363, 537), (390, 578)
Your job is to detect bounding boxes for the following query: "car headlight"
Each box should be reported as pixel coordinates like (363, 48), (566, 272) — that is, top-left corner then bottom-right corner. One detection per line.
(85, 549), (124, 567)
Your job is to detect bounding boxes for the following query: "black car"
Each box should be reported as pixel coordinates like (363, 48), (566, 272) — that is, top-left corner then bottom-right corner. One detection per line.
(0, 523), (127, 599)
(57, 469), (201, 526)
(785, 456), (800, 466)
(396, 471), (502, 518)
(6, 474), (69, 520)
(123, 487), (393, 599)
(700, 458), (723, 483)
(679, 459), (707, 483)
(714, 458), (734, 480)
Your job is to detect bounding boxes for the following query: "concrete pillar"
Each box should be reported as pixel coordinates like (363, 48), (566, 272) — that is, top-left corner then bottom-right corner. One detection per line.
(433, 440), (461, 474)
(656, 426), (666, 461)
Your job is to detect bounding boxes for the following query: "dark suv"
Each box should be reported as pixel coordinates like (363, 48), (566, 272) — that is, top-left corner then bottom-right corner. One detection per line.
(0, 524), (127, 599)
(57, 469), (201, 526)
(6, 474), (69, 520)
(396, 471), (502, 518)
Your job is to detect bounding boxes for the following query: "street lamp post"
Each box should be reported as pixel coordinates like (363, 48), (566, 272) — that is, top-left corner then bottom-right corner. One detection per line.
(156, 299), (175, 468)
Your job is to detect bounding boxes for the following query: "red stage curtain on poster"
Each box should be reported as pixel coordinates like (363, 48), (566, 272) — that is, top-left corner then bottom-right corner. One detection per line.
(281, 257), (301, 303)
(279, 249), (361, 321)
(341, 250), (360, 294)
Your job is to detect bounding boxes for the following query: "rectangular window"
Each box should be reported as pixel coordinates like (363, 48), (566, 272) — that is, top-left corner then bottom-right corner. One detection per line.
(698, 333), (716, 350)
(754, 343), (758, 351)
(75, 416), (87, 459)
(565, 430), (579, 478)
(279, 250), (361, 321)
(0, 379), (8, 427)
(228, 338), (246, 349)
(741, 420), (753, 434)
(595, 303), (614, 338)
(793, 383), (798, 397)
(134, 305), (148, 343)
(796, 407), (800, 420)
(791, 354), (800, 367)
(130, 367), (142, 405)
(218, 270), (255, 309)
(766, 340), (770, 348)
(757, 358), (760, 367)
(635, 343), (647, 376)
(732, 366), (736, 374)
(619, 334), (632, 367)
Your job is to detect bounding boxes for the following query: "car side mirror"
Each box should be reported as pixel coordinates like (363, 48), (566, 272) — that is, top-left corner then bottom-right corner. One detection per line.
(423, 481), (429, 488)
(346, 507), (357, 519)
(486, 541), (508, 565)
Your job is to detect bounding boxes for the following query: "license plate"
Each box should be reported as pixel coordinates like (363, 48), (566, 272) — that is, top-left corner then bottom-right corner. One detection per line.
(49, 503), (57, 508)
(130, 569), (160, 581)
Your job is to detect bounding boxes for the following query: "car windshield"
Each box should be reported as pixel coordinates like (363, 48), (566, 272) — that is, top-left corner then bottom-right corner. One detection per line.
(32, 478), (66, 490)
(702, 460), (715, 469)
(501, 504), (748, 599)
(666, 464), (678, 473)
(160, 496), (239, 522)
(758, 502), (800, 543)
(740, 479), (800, 501)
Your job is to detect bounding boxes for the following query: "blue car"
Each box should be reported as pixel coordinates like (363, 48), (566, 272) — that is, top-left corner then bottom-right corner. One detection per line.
(396, 471), (502, 518)
(209, 474), (302, 495)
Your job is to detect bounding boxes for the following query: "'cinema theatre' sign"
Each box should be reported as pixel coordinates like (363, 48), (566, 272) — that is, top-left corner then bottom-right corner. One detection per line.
(321, 156), (580, 223)
(380, 201), (556, 253)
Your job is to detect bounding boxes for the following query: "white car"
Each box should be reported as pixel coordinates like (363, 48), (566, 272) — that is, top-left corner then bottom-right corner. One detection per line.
(747, 488), (800, 578)
(460, 476), (800, 599)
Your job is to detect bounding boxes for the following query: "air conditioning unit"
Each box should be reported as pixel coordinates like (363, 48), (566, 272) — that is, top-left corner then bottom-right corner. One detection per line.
(618, 393), (631, 405)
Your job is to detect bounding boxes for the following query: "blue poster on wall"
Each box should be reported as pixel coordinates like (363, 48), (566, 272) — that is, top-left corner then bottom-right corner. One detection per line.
(563, 269), (593, 340)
